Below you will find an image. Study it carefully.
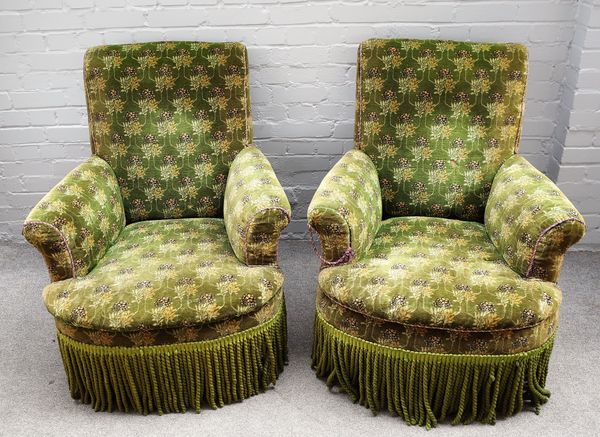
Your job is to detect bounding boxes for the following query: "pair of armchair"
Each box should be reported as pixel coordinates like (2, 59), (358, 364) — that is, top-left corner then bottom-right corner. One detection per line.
(24, 39), (585, 427)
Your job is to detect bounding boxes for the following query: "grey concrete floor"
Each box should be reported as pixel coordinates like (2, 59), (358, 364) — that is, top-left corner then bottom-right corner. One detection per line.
(1, 240), (599, 436)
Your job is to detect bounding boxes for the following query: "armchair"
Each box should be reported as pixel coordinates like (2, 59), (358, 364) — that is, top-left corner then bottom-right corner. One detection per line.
(23, 41), (291, 414)
(309, 39), (585, 427)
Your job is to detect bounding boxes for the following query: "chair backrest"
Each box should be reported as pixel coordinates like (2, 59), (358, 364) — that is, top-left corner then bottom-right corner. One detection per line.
(355, 38), (528, 221)
(84, 41), (252, 222)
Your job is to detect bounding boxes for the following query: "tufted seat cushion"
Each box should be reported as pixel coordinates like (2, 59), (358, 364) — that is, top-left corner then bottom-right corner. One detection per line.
(43, 218), (283, 334)
(317, 216), (561, 353)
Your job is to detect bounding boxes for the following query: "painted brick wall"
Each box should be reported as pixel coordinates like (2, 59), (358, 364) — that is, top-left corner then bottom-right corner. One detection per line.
(551, 0), (600, 247)
(0, 0), (589, 243)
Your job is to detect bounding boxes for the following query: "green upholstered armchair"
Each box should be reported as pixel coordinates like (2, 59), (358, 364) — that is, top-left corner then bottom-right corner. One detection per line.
(308, 39), (585, 427)
(23, 41), (291, 414)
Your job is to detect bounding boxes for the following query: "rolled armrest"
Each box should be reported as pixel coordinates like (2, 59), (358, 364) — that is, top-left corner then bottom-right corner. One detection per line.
(22, 156), (125, 281)
(307, 149), (382, 265)
(224, 146), (291, 265)
(485, 155), (585, 282)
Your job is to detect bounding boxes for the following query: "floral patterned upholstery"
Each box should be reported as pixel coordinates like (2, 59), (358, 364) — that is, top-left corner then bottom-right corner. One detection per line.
(23, 156), (125, 281)
(24, 41), (291, 345)
(224, 146), (291, 265)
(25, 42), (289, 284)
(317, 216), (560, 353)
(23, 42), (290, 414)
(84, 41), (252, 222)
(43, 218), (284, 333)
(307, 149), (381, 263)
(25, 41), (290, 334)
(356, 39), (528, 220)
(55, 290), (283, 347)
(317, 289), (557, 355)
(309, 39), (585, 329)
(309, 38), (585, 426)
(486, 155), (585, 282)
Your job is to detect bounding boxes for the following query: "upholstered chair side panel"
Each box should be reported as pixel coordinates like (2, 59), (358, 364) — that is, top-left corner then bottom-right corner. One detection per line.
(22, 156), (125, 281)
(308, 149), (382, 265)
(485, 155), (585, 281)
(224, 146), (291, 265)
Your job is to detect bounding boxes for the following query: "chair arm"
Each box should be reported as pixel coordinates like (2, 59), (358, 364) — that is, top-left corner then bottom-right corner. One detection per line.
(22, 156), (125, 282)
(307, 149), (382, 266)
(224, 146), (291, 265)
(485, 155), (585, 282)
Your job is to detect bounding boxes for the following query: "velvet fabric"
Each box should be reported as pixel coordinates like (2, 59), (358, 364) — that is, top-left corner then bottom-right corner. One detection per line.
(43, 218), (284, 333)
(23, 156), (125, 281)
(23, 41), (290, 414)
(307, 38), (585, 426)
(308, 149), (382, 264)
(317, 289), (557, 355)
(224, 146), (291, 265)
(84, 41), (252, 222)
(485, 155), (585, 282)
(318, 217), (562, 332)
(55, 290), (284, 347)
(355, 39), (528, 220)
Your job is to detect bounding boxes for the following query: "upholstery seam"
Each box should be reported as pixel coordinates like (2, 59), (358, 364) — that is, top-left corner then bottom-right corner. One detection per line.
(82, 48), (96, 155)
(357, 42), (363, 145)
(319, 286), (549, 333)
(23, 220), (76, 279)
(316, 309), (557, 358)
(525, 217), (585, 278)
(242, 43), (250, 146)
(513, 46), (528, 154)
(55, 286), (285, 338)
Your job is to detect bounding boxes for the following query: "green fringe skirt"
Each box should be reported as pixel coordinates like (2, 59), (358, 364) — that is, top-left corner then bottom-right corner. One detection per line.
(312, 311), (554, 428)
(56, 303), (287, 414)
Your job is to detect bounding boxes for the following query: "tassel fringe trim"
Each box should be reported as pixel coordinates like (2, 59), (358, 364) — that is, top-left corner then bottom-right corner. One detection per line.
(57, 302), (287, 414)
(312, 311), (554, 428)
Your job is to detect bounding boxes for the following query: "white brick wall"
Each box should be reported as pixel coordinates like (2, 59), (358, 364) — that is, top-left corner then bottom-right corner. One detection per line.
(552, 0), (600, 248)
(0, 0), (595, 245)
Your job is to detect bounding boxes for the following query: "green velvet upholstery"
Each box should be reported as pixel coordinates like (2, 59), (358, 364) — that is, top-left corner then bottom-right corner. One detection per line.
(317, 289), (557, 355)
(23, 41), (290, 414)
(317, 217), (560, 354)
(23, 156), (125, 281)
(319, 216), (561, 332)
(84, 41), (252, 222)
(224, 146), (291, 265)
(43, 218), (284, 333)
(356, 39), (528, 220)
(55, 289), (284, 347)
(485, 155), (585, 282)
(308, 149), (381, 264)
(308, 38), (585, 427)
